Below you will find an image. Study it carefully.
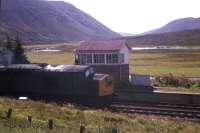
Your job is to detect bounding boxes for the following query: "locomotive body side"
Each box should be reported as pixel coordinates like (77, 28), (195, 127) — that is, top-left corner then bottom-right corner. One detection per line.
(0, 64), (114, 99)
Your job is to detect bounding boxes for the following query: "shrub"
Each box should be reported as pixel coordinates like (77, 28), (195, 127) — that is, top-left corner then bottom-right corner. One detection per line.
(191, 81), (200, 89)
(0, 36), (29, 64)
(13, 37), (29, 64)
(153, 73), (200, 89)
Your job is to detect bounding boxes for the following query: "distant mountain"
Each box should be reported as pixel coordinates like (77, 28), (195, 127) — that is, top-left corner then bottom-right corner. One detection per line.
(144, 17), (200, 35)
(118, 32), (135, 37)
(0, 0), (120, 44)
(124, 29), (200, 47)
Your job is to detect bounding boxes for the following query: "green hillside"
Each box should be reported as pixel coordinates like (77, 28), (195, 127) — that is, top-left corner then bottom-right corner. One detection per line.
(125, 29), (200, 47)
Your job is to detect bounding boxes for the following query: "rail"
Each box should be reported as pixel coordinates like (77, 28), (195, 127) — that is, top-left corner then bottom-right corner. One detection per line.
(109, 102), (200, 120)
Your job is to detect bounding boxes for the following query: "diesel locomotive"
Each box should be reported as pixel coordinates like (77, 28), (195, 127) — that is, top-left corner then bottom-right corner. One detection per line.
(0, 64), (114, 102)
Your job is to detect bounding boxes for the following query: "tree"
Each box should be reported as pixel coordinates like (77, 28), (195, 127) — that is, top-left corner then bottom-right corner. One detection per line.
(0, 39), (3, 49)
(1, 36), (29, 64)
(13, 37), (29, 64)
(0, 36), (14, 65)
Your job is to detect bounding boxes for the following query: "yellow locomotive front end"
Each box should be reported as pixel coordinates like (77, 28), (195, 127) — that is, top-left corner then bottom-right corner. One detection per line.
(93, 74), (114, 96)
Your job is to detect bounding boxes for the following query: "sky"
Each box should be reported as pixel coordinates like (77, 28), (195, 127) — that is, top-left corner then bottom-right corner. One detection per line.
(60, 0), (200, 34)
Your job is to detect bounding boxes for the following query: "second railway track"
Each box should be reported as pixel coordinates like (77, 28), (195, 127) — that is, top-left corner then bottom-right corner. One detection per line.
(109, 102), (200, 120)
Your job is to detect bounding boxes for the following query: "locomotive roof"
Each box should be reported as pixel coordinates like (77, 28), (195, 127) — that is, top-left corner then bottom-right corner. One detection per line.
(44, 65), (92, 72)
(0, 65), (5, 71)
(6, 64), (42, 70)
(0, 65), (5, 69)
(1, 64), (92, 73)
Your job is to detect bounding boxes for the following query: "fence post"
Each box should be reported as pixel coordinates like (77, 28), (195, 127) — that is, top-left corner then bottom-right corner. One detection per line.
(48, 119), (53, 130)
(7, 108), (12, 119)
(112, 128), (117, 133)
(28, 116), (32, 123)
(80, 125), (85, 133)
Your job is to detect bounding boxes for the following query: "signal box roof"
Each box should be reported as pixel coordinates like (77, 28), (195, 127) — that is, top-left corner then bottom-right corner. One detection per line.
(76, 40), (128, 52)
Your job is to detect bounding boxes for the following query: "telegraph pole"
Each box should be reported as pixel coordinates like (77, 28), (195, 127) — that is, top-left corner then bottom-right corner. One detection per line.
(0, 0), (2, 12)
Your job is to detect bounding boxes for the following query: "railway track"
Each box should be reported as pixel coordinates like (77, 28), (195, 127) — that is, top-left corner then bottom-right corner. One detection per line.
(111, 102), (200, 110)
(109, 102), (200, 119)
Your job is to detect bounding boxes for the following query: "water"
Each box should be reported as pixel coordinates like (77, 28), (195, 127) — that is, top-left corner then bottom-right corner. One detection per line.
(131, 46), (200, 50)
(32, 49), (61, 52)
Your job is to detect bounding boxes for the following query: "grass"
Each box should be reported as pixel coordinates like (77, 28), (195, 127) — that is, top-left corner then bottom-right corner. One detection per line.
(27, 52), (74, 65)
(27, 49), (200, 77)
(130, 49), (200, 77)
(0, 97), (200, 133)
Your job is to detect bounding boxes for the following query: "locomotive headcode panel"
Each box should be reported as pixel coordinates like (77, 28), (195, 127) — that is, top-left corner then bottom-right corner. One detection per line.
(93, 74), (114, 96)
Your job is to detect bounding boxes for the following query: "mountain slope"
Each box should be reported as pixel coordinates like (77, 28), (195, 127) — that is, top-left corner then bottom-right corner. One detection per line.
(125, 29), (200, 47)
(0, 0), (120, 43)
(144, 17), (200, 35)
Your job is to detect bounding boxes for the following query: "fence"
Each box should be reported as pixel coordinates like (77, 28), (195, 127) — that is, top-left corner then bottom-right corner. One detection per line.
(1, 108), (119, 133)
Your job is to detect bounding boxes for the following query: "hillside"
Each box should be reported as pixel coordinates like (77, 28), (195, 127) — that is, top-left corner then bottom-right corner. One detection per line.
(0, 0), (120, 44)
(125, 29), (200, 47)
(144, 17), (200, 35)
